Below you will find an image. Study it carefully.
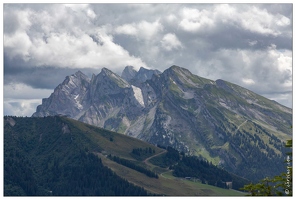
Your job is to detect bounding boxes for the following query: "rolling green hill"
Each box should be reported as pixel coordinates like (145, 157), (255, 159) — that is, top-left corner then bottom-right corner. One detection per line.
(4, 116), (246, 196)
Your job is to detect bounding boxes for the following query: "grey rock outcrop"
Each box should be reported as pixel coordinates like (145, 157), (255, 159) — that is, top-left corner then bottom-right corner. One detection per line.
(121, 66), (137, 82)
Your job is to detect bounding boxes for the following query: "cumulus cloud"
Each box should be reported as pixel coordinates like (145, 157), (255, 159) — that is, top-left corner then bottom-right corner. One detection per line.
(27, 30), (147, 69)
(177, 4), (291, 37)
(161, 33), (183, 51)
(115, 23), (138, 36)
(4, 31), (32, 60)
(165, 14), (177, 23)
(179, 7), (215, 32)
(3, 3), (292, 116)
(4, 4), (147, 71)
(65, 4), (97, 19)
(115, 20), (163, 40)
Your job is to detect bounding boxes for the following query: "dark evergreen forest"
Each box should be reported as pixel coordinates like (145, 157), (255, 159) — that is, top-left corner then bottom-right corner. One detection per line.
(172, 156), (250, 190)
(4, 116), (150, 196)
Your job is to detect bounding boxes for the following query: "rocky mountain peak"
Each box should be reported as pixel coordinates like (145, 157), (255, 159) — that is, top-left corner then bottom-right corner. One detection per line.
(32, 66), (292, 182)
(101, 67), (114, 76)
(120, 66), (161, 86)
(73, 70), (90, 81)
(138, 66), (149, 72)
(60, 71), (90, 89)
(162, 65), (215, 88)
(134, 67), (161, 83)
(137, 66), (160, 77)
(165, 65), (192, 76)
(99, 67), (130, 88)
(74, 70), (85, 77)
(121, 66), (137, 81)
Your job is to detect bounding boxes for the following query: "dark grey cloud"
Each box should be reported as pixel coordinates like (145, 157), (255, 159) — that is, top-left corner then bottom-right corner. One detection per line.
(3, 3), (292, 116)
(4, 55), (102, 89)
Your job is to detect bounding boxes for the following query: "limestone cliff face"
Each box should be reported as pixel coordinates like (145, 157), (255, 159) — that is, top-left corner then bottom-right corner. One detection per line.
(33, 71), (90, 118)
(33, 65), (292, 181)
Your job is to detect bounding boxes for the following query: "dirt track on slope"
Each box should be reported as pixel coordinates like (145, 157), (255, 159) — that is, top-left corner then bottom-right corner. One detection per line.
(143, 150), (167, 165)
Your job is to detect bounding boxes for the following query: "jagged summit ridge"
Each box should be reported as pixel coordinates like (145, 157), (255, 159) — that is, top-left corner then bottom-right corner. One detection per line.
(121, 66), (161, 85)
(135, 67), (161, 83)
(32, 65), (292, 182)
(99, 67), (130, 88)
(74, 70), (90, 80)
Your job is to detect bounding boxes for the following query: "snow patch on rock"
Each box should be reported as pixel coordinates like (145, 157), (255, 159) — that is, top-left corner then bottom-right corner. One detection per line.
(132, 85), (145, 107)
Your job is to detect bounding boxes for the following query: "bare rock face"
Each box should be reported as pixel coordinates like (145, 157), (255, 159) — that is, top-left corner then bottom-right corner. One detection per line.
(32, 65), (292, 181)
(122, 66), (161, 87)
(121, 65), (137, 82)
(32, 71), (90, 118)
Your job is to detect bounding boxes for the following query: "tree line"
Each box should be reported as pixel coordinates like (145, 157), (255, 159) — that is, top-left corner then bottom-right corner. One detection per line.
(172, 155), (249, 190)
(108, 155), (158, 179)
(150, 146), (180, 168)
(130, 147), (156, 161)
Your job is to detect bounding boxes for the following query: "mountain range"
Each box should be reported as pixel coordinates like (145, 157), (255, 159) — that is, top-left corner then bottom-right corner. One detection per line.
(32, 65), (292, 181)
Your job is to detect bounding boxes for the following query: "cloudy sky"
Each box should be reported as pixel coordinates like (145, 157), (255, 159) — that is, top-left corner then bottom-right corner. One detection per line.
(3, 3), (293, 116)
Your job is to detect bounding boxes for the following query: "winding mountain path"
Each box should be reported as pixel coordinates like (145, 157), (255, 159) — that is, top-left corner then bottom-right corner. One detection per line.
(143, 149), (167, 165)
(235, 120), (248, 133)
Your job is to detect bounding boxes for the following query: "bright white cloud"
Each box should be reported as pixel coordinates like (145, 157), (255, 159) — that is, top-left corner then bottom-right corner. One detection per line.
(179, 7), (214, 32)
(239, 7), (278, 35)
(275, 14), (290, 26)
(29, 30), (147, 69)
(161, 33), (183, 51)
(65, 3), (96, 19)
(242, 78), (255, 85)
(229, 6), (290, 36)
(166, 14), (177, 23)
(4, 4), (148, 71)
(138, 20), (163, 39)
(87, 8), (96, 19)
(267, 46), (292, 74)
(5, 8), (32, 32)
(4, 31), (32, 60)
(277, 51), (292, 73)
(115, 23), (138, 36)
(213, 4), (237, 20)
(178, 4), (291, 36)
(64, 4), (89, 10)
(115, 20), (163, 40)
